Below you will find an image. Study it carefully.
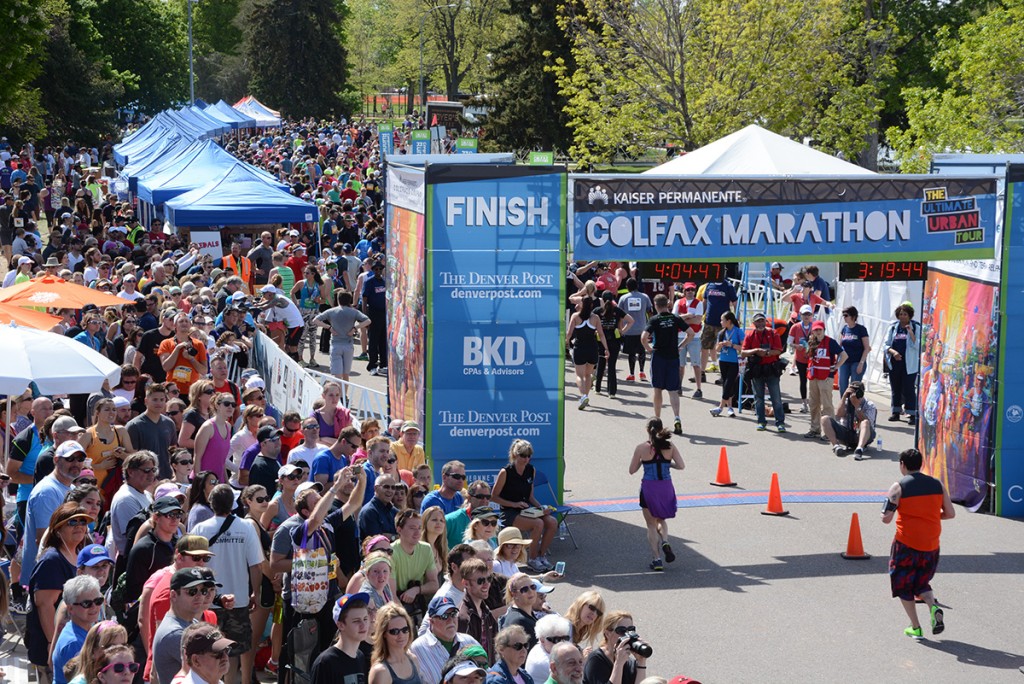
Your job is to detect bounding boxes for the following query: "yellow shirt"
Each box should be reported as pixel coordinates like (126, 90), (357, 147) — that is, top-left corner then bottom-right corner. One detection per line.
(391, 442), (426, 471)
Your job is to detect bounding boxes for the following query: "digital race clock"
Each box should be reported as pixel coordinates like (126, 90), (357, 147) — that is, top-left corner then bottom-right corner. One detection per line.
(838, 261), (928, 282)
(636, 262), (740, 284)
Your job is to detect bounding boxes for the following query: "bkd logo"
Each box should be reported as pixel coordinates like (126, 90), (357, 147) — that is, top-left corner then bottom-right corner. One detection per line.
(464, 336), (526, 366)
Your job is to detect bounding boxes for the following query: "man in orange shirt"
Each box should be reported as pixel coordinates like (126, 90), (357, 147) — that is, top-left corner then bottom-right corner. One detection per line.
(158, 312), (208, 396)
(391, 420), (426, 471)
(881, 448), (956, 639)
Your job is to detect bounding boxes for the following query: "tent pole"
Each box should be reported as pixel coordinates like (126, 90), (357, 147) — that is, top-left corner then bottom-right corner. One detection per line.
(3, 395), (11, 469)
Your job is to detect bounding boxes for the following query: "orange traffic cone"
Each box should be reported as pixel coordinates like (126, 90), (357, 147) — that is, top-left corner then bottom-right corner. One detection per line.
(761, 472), (789, 516)
(710, 446), (737, 487)
(840, 512), (871, 559)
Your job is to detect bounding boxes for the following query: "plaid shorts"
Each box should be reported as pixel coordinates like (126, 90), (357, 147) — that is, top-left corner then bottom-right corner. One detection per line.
(889, 539), (939, 601)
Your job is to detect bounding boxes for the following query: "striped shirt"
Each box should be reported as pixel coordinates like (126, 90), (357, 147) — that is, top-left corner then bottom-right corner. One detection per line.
(409, 630), (481, 684)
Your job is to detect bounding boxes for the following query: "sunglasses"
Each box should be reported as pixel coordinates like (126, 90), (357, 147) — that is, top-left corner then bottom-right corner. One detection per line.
(515, 585), (535, 594)
(471, 493), (491, 500)
(101, 662), (141, 675)
(387, 626), (411, 636)
(168, 410), (181, 417)
(587, 604), (603, 617)
(192, 555), (213, 563)
(202, 389), (215, 395)
(517, 453), (532, 460)
(479, 519), (497, 527)
(121, 380), (137, 386)
(72, 597), (105, 608)
(507, 642), (530, 651)
(385, 457), (398, 464)
(160, 511), (184, 520)
(473, 575), (493, 585)
(185, 586), (214, 597)
(76, 478), (98, 486)
(219, 402), (236, 408)
(205, 648), (230, 659)
(285, 472), (303, 481)
(62, 455), (87, 464)
(137, 467), (157, 474)
(251, 394), (265, 401)
(64, 518), (90, 528)
(613, 625), (635, 636)
(302, 424), (319, 430)
(448, 473), (466, 481)
(253, 496), (269, 504)
(378, 484), (396, 491)
(545, 636), (571, 644)
(174, 459), (193, 466)
(344, 440), (360, 449)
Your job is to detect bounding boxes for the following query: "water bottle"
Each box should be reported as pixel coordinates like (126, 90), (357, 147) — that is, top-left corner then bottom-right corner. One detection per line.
(876, 438), (883, 453)
(558, 521), (568, 541)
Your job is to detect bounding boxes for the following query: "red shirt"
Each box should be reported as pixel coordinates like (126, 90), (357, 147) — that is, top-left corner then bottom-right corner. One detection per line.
(742, 327), (781, 366)
(285, 254), (308, 282)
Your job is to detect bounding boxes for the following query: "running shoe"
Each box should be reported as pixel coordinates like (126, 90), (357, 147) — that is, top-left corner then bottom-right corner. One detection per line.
(701, 371), (707, 383)
(354, 353), (368, 361)
(662, 542), (675, 563)
(639, 372), (648, 381)
(581, 395), (589, 409)
(707, 363), (719, 372)
(756, 424), (767, 431)
(726, 408), (736, 417)
(709, 407), (722, 417)
(930, 606), (944, 635)
(673, 419), (683, 435)
(833, 444), (845, 456)
(800, 402), (809, 414)
(776, 424), (787, 433)
(888, 413), (902, 422)
(265, 660), (279, 675)
(649, 558), (664, 572)
(577, 397), (586, 410)
(804, 430), (820, 439)
(854, 447), (866, 461)
(693, 389), (703, 399)
(904, 626), (924, 640)
(626, 375), (636, 382)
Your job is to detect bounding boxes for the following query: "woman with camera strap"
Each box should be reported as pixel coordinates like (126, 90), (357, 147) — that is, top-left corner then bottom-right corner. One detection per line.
(582, 611), (651, 684)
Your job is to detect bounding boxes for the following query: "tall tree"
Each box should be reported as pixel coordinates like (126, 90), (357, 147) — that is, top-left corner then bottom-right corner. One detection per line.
(485, 0), (573, 154)
(193, 0), (250, 103)
(244, 0), (353, 118)
(0, 0), (58, 140)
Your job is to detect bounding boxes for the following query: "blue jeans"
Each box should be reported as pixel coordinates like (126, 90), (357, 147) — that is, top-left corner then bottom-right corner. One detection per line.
(752, 375), (785, 427)
(838, 362), (863, 395)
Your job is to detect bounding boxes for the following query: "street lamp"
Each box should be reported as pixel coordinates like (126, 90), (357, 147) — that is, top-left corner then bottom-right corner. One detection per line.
(419, 4), (458, 113)
(188, 0), (199, 104)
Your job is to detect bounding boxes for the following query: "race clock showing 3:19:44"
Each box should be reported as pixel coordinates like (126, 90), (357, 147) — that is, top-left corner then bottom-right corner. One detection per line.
(838, 261), (928, 282)
(636, 262), (740, 284)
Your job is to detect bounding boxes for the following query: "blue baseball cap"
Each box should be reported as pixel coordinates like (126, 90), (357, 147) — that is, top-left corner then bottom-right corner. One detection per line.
(428, 595), (458, 618)
(77, 544), (113, 567)
(333, 593), (370, 622)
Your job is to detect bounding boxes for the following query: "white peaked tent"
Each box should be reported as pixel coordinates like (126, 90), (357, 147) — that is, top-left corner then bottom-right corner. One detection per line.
(644, 124), (875, 176)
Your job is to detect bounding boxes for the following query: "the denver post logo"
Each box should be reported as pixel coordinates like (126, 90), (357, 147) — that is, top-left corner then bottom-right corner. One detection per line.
(921, 187), (983, 245)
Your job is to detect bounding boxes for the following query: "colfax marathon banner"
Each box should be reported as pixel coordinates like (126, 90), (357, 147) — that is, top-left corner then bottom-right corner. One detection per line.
(425, 165), (566, 497)
(571, 176), (999, 262)
(995, 164), (1024, 517)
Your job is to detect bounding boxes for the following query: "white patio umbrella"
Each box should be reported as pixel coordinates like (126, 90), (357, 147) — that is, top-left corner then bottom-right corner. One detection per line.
(1, 324), (121, 463)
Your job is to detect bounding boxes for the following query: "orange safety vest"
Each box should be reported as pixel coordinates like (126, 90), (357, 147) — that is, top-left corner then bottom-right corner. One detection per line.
(223, 254), (253, 292)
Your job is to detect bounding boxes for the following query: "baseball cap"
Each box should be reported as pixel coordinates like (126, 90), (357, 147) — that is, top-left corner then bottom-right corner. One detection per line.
(231, 291), (247, 302)
(176, 535), (214, 557)
(288, 229), (300, 237)
(257, 426), (283, 443)
(246, 376), (266, 390)
(428, 595), (458, 618)
(444, 663), (487, 683)
(17, 256), (32, 266)
(294, 481), (323, 503)
(811, 321), (826, 331)
(151, 496), (184, 515)
(771, 261), (783, 269)
(799, 305), (813, 315)
(112, 396), (131, 409)
(77, 544), (113, 567)
(401, 421), (421, 434)
(155, 482), (186, 501)
(55, 441), (86, 459)
(532, 579), (555, 594)
(332, 593), (370, 622)
(751, 312), (767, 322)
(259, 284), (278, 295)
(171, 567), (221, 591)
(182, 625), (235, 657)
(278, 464), (301, 479)
(683, 282), (697, 290)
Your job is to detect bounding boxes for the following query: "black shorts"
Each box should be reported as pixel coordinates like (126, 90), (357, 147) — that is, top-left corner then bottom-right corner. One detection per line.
(572, 346), (599, 366)
(829, 418), (876, 448)
(651, 354), (681, 392)
(285, 326), (304, 346)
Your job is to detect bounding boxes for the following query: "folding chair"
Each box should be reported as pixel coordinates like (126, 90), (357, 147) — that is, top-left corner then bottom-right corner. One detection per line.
(532, 469), (578, 550)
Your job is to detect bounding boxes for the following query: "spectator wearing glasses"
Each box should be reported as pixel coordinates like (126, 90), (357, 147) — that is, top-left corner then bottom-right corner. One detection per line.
(287, 417), (324, 465)
(65, 619), (128, 684)
(123, 497), (184, 634)
(26, 504), (93, 671)
(421, 460), (466, 516)
(564, 592), (605, 655)
(53, 575), (104, 684)
(193, 392), (236, 483)
(261, 463), (306, 531)
(311, 424), (361, 485)
(368, 603), (421, 684)
(139, 535), (215, 678)
(526, 614), (574, 684)
(458, 558), (500, 662)
(491, 441), (557, 572)
(359, 473), (399, 538)
(246, 426), (286, 493)
(582, 612), (649, 684)
(391, 420), (426, 471)
(410, 596), (482, 684)
(88, 644), (138, 684)
(489, 625), (536, 684)
(23, 440), (89, 577)
(175, 606), (236, 684)
(503, 573), (543, 648)
(81, 399), (132, 500)
(154, 569), (222, 683)
(109, 451), (158, 556)
(464, 507), (500, 548)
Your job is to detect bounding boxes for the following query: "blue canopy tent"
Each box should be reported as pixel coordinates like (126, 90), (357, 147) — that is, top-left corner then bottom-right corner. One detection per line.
(122, 136), (199, 194)
(137, 140), (288, 206)
(185, 105), (231, 137)
(206, 100), (257, 129)
(175, 106), (227, 138)
(233, 97), (281, 127)
(194, 98), (210, 108)
(116, 134), (180, 178)
(163, 108), (208, 140)
(165, 164), (315, 227)
(113, 117), (177, 165)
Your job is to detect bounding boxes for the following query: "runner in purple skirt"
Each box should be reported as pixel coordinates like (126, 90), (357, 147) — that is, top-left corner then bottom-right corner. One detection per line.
(628, 418), (686, 572)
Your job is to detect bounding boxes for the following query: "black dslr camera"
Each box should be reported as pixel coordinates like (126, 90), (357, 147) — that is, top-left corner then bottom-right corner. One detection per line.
(618, 629), (653, 658)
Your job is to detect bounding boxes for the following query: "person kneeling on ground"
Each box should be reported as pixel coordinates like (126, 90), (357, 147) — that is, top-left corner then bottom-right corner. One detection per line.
(821, 381), (877, 460)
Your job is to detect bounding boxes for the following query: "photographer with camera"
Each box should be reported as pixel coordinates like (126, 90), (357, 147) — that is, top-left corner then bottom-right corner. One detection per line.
(740, 312), (786, 433)
(157, 312), (209, 398)
(821, 380), (877, 460)
(583, 611), (650, 684)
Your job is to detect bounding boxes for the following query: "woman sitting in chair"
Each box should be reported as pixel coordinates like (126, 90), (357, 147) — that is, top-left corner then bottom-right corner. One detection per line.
(490, 439), (557, 573)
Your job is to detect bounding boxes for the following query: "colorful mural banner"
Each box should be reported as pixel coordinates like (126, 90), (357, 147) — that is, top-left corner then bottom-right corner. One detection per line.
(918, 267), (997, 511)
(994, 166), (1024, 516)
(571, 176), (999, 262)
(425, 165), (566, 495)
(410, 129), (431, 155)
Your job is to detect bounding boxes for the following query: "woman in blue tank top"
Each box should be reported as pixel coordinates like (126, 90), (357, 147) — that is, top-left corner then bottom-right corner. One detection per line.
(628, 417), (685, 572)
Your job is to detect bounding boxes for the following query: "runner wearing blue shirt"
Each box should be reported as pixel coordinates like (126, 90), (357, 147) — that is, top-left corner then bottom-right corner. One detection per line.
(701, 275), (737, 373)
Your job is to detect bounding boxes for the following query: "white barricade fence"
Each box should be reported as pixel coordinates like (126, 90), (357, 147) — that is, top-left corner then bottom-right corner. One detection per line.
(306, 369), (390, 426)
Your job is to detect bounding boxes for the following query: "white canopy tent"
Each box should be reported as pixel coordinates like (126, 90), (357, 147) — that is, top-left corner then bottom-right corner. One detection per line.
(644, 124), (913, 391)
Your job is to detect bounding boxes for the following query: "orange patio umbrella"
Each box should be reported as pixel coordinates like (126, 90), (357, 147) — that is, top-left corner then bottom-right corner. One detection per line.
(0, 303), (61, 329)
(0, 275), (128, 309)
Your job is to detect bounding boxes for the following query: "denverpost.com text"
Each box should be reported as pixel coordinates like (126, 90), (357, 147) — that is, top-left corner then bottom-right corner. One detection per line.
(447, 425), (542, 438)
(448, 288), (543, 300)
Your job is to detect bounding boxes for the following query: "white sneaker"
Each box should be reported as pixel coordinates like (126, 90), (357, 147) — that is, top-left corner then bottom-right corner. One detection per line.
(800, 402), (809, 414)
(726, 408), (736, 417)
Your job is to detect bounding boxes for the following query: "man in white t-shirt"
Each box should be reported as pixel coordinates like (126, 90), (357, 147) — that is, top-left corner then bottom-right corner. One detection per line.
(672, 282), (705, 398)
(117, 274), (145, 302)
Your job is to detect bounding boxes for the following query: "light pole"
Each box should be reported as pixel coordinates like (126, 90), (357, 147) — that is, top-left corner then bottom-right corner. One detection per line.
(419, 4), (458, 114)
(188, 0), (198, 104)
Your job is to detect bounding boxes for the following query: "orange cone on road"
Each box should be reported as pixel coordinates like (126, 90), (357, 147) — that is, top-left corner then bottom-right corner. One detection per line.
(760, 472), (789, 516)
(710, 446), (737, 487)
(841, 512), (871, 559)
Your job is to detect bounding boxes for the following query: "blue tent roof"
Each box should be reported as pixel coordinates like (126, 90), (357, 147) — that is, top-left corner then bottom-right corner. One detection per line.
(163, 109), (209, 140)
(166, 164), (316, 227)
(186, 105), (231, 137)
(194, 98), (210, 108)
(122, 136), (198, 193)
(207, 100), (258, 129)
(137, 140), (286, 205)
(117, 134), (181, 174)
(113, 119), (174, 165)
(176, 106), (228, 138)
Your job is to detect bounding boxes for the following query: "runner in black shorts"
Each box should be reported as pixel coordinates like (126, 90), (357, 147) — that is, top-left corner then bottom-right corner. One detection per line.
(568, 295), (608, 410)
(641, 294), (688, 435)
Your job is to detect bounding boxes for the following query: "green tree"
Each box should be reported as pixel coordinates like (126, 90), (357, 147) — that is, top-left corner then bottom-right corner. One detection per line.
(485, 0), (574, 154)
(193, 0), (250, 103)
(0, 0), (57, 140)
(244, 0), (353, 118)
(887, 0), (1024, 172)
(93, 0), (189, 113)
